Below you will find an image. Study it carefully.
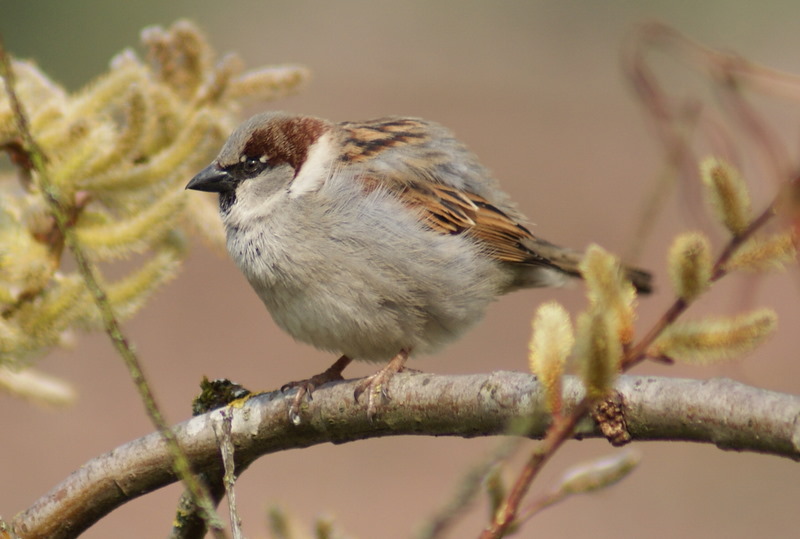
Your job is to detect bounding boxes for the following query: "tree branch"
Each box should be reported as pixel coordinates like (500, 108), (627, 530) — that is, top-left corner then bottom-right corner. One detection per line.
(11, 372), (800, 538)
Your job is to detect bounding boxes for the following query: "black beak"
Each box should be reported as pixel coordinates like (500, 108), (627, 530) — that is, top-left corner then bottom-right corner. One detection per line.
(186, 164), (236, 193)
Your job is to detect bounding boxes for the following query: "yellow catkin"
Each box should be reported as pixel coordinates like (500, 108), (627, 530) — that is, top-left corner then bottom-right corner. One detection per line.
(79, 87), (148, 180)
(700, 157), (752, 236)
(49, 123), (114, 191)
(557, 450), (640, 495)
(1, 20), (310, 364)
(668, 232), (712, 301)
(228, 65), (312, 101)
(14, 275), (87, 346)
(70, 60), (149, 119)
(652, 308), (777, 364)
(528, 302), (574, 414)
(75, 191), (185, 258)
(580, 245), (637, 345)
(484, 465), (506, 518)
(78, 111), (215, 191)
(141, 20), (213, 96)
(102, 241), (184, 320)
(0, 366), (76, 407)
(725, 231), (797, 272)
(575, 308), (622, 399)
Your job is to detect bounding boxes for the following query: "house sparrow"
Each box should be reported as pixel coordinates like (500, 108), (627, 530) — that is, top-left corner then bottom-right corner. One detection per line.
(186, 111), (651, 422)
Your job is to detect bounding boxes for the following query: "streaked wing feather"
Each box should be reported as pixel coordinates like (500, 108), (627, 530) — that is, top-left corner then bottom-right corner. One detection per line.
(358, 173), (551, 266)
(338, 117), (559, 268)
(338, 117), (652, 293)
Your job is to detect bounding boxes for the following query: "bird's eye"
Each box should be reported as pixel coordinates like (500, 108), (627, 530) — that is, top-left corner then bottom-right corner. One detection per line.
(241, 156), (264, 175)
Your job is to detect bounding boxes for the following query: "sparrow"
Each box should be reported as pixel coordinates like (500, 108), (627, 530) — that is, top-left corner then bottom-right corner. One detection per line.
(186, 111), (652, 422)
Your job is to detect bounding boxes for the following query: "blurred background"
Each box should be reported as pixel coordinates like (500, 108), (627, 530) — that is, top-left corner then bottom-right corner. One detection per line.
(2, 1), (799, 537)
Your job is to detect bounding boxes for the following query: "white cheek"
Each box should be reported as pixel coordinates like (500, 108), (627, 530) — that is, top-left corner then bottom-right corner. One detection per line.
(288, 132), (335, 197)
(222, 175), (284, 231)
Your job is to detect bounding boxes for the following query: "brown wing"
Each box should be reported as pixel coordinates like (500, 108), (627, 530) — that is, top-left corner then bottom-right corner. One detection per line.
(372, 178), (556, 268)
(397, 182), (654, 293)
(353, 170), (655, 293)
(390, 180), (655, 292)
(337, 118), (586, 276)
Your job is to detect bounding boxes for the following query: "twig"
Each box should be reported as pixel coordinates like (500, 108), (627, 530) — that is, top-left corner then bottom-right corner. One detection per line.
(478, 401), (590, 538)
(170, 378), (253, 538)
(633, 22), (791, 188)
(624, 197), (777, 370)
(418, 432), (524, 539)
(0, 38), (226, 539)
(480, 191), (780, 537)
(217, 408), (243, 539)
(479, 23), (796, 536)
(633, 22), (800, 105)
(168, 471), (228, 539)
(623, 23), (708, 245)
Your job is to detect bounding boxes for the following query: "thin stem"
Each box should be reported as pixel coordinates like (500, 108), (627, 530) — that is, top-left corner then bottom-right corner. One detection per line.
(516, 490), (566, 525)
(479, 400), (590, 539)
(624, 199), (778, 369)
(420, 429), (529, 538)
(0, 38), (226, 538)
(479, 192), (780, 537)
(635, 22), (800, 104)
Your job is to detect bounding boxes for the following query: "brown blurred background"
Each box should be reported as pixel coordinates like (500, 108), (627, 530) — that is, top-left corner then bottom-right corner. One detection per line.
(2, 1), (799, 537)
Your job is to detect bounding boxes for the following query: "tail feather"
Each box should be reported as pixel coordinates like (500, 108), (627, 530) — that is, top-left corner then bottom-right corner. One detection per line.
(622, 266), (653, 295)
(522, 238), (653, 295)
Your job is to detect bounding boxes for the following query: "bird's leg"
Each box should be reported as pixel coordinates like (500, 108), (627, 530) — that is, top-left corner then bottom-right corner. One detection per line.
(282, 355), (353, 424)
(354, 348), (410, 420)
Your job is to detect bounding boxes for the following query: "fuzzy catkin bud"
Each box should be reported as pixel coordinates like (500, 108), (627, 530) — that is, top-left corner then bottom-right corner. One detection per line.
(575, 308), (622, 399)
(725, 231), (797, 272)
(484, 465), (506, 519)
(557, 450), (640, 495)
(0, 366), (76, 406)
(668, 232), (712, 301)
(528, 302), (574, 414)
(267, 506), (291, 538)
(651, 308), (777, 364)
(0, 20), (310, 366)
(228, 66), (312, 101)
(581, 245), (625, 306)
(700, 157), (752, 237)
(580, 245), (637, 345)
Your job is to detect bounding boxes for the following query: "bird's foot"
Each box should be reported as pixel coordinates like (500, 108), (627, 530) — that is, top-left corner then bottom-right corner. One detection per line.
(353, 349), (410, 421)
(281, 355), (352, 425)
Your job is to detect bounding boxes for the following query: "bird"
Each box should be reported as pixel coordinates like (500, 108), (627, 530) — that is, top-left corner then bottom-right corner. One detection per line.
(186, 111), (651, 422)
